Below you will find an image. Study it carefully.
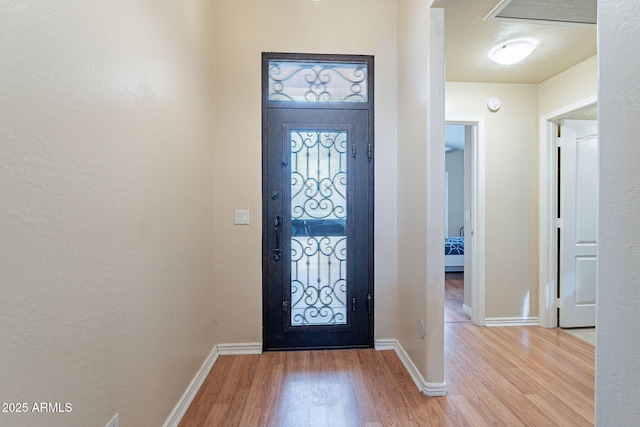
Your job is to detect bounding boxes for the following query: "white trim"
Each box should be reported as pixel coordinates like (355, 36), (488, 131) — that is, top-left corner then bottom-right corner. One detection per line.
(376, 339), (447, 396)
(446, 115), (486, 326)
(375, 339), (447, 396)
(485, 0), (596, 29)
(217, 342), (262, 355)
(374, 338), (397, 351)
(485, 317), (540, 327)
(164, 342), (263, 427)
(538, 95), (597, 328)
(462, 304), (472, 317)
(165, 339), (448, 426)
(395, 340), (447, 396)
(163, 345), (220, 427)
(105, 413), (119, 427)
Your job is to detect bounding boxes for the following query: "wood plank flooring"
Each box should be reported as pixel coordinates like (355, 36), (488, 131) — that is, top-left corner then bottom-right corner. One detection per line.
(179, 276), (595, 426)
(445, 272), (470, 323)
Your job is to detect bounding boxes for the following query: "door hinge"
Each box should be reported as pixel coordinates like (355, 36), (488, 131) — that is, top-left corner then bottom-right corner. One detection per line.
(556, 137), (563, 148)
(368, 144), (373, 161)
(556, 298), (562, 309)
(282, 300), (289, 311)
(352, 144), (356, 158)
(367, 293), (373, 314)
(352, 297), (356, 312)
(556, 218), (563, 228)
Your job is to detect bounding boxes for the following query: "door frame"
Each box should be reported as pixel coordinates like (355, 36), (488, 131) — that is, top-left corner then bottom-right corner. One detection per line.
(538, 95), (597, 328)
(446, 115), (486, 326)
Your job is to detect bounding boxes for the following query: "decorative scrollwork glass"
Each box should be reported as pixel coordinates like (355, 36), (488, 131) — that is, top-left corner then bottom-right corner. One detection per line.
(290, 130), (348, 326)
(268, 61), (368, 103)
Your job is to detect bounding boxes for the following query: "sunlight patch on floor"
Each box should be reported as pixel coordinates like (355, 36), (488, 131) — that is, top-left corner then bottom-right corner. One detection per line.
(562, 328), (595, 346)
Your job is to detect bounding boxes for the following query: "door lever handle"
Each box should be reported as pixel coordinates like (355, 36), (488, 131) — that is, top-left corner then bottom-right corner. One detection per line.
(273, 215), (282, 261)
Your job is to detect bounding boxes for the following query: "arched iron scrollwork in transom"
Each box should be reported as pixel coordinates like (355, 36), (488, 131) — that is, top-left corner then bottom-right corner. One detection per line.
(268, 61), (368, 103)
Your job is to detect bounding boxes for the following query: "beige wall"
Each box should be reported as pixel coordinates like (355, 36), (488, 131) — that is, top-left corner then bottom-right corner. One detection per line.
(446, 56), (598, 324)
(210, 0), (399, 343)
(539, 55), (597, 115)
(446, 83), (539, 319)
(397, 0), (429, 376)
(398, 3), (445, 386)
(1, 0), (613, 424)
(0, 1), (217, 426)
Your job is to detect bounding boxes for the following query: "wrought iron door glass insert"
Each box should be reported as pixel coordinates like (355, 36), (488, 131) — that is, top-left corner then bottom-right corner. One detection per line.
(268, 61), (368, 103)
(290, 130), (347, 326)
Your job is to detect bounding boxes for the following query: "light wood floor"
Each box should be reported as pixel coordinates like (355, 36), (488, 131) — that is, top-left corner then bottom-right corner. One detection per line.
(179, 276), (595, 426)
(445, 272), (470, 323)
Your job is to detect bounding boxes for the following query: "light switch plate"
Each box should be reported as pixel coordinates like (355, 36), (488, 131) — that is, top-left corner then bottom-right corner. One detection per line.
(235, 210), (250, 225)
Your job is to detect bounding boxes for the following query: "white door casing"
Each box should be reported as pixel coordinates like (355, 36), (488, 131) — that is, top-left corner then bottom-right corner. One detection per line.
(559, 119), (598, 328)
(538, 96), (597, 329)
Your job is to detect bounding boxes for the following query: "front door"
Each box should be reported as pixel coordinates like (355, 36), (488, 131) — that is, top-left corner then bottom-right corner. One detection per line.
(262, 53), (374, 350)
(559, 119), (598, 328)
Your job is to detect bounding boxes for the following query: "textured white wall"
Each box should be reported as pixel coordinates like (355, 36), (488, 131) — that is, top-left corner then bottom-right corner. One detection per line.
(596, 1), (640, 424)
(209, 0), (399, 343)
(446, 82), (539, 320)
(0, 1), (216, 426)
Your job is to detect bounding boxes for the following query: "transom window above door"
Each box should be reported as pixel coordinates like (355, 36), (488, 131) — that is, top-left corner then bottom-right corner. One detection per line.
(267, 59), (369, 103)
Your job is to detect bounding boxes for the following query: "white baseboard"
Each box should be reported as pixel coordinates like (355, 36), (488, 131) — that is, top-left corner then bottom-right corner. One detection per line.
(217, 342), (262, 355)
(163, 345), (219, 427)
(485, 317), (540, 327)
(166, 339), (447, 426)
(374, 338), (397, 351)
(377, 339), (447, 397)
(164, 342), (263, 427)
(462, 304), (472, 317)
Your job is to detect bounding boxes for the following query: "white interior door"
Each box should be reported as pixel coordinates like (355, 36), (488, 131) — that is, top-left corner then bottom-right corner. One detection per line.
(559, 119), (598, 328)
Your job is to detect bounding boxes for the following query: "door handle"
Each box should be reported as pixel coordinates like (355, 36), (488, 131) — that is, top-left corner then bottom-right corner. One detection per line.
(273, 215), (282, 261)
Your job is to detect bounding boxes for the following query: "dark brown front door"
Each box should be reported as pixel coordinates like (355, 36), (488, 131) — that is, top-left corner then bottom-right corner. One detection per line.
(262, 53), (374, 350)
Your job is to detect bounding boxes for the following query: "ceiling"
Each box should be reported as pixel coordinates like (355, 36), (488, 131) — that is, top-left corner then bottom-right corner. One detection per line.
(433, 0), (598, 84)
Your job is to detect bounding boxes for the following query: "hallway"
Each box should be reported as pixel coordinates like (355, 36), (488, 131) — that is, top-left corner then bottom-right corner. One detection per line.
(179, 320), (594, 425)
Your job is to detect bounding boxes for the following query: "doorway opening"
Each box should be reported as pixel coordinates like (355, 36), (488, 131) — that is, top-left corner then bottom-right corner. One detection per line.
(445, 117), (486, 326)
(261, 53), (375, 351)
(539, 96), (597, 334)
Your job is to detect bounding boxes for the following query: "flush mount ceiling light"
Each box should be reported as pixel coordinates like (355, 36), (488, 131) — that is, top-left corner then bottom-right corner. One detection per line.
(488, 38), (537, 65)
